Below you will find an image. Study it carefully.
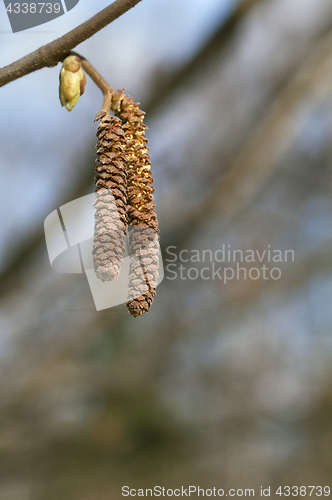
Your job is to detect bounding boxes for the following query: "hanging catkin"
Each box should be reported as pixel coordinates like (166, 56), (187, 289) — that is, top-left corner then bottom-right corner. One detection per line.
(93, 115), (128, 281)
(58, 58), (160, 316)
(113, 92), (159, 317)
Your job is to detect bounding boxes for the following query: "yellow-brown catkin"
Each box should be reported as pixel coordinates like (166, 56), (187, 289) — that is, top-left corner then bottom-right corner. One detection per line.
(93, 115), (128, 282)
(113, 93), (159, 317)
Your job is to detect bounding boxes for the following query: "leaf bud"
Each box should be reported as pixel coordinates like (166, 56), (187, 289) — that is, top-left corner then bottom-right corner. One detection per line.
(59, 55), (86, 112)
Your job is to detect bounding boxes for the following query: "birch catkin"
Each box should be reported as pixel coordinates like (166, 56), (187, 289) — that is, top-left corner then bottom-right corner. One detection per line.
(113, 93), (159, 317)
(93, 115), (128, 281)
(58, 57), (160, 316)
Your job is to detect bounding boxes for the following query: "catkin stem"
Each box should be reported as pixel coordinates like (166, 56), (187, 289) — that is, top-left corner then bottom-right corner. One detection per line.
(69, 53), (115, 120)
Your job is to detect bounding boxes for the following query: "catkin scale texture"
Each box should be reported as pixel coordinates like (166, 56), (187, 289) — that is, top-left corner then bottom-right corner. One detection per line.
(93, 115), (128, 282)
(114, 95), (159, 317)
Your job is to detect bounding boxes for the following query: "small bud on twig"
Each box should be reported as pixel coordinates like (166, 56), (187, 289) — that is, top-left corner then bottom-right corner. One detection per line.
(59, 55), (86, 112)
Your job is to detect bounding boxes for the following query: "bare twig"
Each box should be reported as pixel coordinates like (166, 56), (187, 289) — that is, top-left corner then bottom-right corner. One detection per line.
(77, 56), (114, 120)
(0, 0), (141, 88)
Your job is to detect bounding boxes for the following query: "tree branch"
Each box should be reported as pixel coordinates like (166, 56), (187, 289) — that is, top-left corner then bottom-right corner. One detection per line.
(0, 0), (141, 88)
(78, 56), (114, 120)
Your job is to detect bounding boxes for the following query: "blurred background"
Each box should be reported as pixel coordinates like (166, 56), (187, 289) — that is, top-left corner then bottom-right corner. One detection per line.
(1, 0), (332, 497)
